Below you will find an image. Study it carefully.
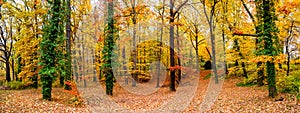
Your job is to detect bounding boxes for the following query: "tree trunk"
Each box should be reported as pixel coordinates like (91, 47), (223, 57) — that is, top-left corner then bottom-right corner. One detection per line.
(16, 56), (21, 81)
(176, 14), (181, 82)
(209, 19), (218, 84)
(42, 76), (52, 100)
(12, 59), (14, 81)
(5, 59), (11, 82)
(131, 1), (137, 87)
(169, 20), (176, 91)
(41, 0), (62, 100)
(267, 61), (277, 98)
(286, 38), (290, 76)
(222, 31), (228, 74)
(287, 54), (290, 76)
(195, 34), (200, 72)
(103, 0), (115, 95)
(169, 0), (176, 91)
(241, 62), (247, 79)
(157, 16), (164, 87)
(64, 0), (72, 90)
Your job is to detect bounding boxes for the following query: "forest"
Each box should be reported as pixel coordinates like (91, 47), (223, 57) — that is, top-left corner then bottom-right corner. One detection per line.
(0, 0), (299, 112)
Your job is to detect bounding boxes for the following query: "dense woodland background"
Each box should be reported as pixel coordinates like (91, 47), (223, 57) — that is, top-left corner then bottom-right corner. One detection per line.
(0, 0), (300, 112)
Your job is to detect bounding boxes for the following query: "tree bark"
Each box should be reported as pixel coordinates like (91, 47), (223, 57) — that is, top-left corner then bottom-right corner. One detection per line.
(64, 0), (72, 90)
(5, 59), (11, 82)
(222, 31), (228, 74)
(169, 0), (176, 91)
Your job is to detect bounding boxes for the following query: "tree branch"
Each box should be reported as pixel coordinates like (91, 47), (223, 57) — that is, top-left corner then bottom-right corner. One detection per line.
(174, 0), (189, 15)
(0, 55), (7, 61)
(240, 0), (255, 25)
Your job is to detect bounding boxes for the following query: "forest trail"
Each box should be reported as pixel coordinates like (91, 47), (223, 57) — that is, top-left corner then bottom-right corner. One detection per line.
(0, 70), (299, 112)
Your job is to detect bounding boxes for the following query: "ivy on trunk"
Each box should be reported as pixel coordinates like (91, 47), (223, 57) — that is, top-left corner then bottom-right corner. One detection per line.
(255, 0), (280, 98)
(39, 0), (66, 100)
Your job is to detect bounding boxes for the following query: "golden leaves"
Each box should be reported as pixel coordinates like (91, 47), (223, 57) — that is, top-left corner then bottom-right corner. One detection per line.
(250, 54), (286, 64)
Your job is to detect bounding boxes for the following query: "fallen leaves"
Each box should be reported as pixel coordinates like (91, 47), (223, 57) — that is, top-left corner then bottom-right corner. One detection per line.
(0, 71), (299, 112)
(0, 88), (90, 112)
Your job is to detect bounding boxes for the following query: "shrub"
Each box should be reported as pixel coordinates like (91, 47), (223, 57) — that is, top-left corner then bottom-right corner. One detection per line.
(277, 75), (300, 93)
(235, 74), (257, 87)
(227, 67), (244, 77)
(6, 81), (26, 90)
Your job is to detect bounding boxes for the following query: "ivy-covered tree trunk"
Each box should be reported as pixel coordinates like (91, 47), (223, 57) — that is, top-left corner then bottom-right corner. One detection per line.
(256, 0), (279, 98)
(257, 61), (264, 86)
(39, 0), (65, 100)
(255, 0), (265, 87)
(101, 0), (115, 96)
(266, 61), (276, 97)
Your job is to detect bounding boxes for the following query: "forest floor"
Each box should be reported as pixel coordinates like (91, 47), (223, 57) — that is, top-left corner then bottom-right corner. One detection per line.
(0, 70), (299, 112)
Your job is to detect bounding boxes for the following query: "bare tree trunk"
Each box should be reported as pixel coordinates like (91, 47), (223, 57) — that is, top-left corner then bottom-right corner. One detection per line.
(169, 0), (176, 91)
(222, 31), (228, 74)
(157, 0), (165, 88)
(207, 7), (218, 83)
(176, 13), (181, 82)
(82, 34), (86, 88)
(131, 0), (137, 87)
(195, 35), (200, 72)
(202, 0), (218, 83)
(210, 31), (218, 84)
(5, 59), (11, 82)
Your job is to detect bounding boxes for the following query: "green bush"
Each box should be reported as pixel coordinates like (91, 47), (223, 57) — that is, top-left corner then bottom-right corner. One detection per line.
(277, 75), (300, 93)
(6, 81), (26, 90)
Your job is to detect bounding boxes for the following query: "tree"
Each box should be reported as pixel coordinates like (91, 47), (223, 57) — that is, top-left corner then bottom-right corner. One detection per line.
(101, 0), (116, 95)
(0, 2), (13, 82)
(228, 0), (265, 86)
(118, 0), (148, 87)
(64, 0), (72, 90)
(168, 0), (188, 91)
(180, 8), (206, 72)
(277, 0), (300, 76)
(10, 0), (45, 88)
(255, 0), (280, 98)
(155, 0), (166, 87)
(39, 0), (66, 100)
(201, 0), (220, 84)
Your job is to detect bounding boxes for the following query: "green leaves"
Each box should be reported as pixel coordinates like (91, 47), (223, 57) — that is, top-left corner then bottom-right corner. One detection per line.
(255, 0), (280, 98)
(101, 1), (116, 96)
(39, 0), (67, 100)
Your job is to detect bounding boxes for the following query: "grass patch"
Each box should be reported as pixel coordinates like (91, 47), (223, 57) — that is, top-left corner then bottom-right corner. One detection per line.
(236, 82), (256, 87)
(203, 73), (212, 80)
